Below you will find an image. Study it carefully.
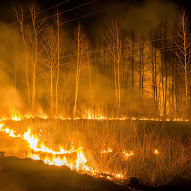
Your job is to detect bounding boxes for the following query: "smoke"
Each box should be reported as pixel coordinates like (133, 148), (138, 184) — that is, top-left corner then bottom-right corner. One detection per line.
(88, 0), (177, 38)
(78, 65), (115, 109)
(0, 0), (184, 118)
(0, 23), (24, 117)
(119, 0), (177, 32)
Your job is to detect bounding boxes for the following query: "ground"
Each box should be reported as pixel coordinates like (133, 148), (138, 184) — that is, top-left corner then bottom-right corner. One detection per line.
(0, 154), (190, 191)
(0, 154), (126, 191)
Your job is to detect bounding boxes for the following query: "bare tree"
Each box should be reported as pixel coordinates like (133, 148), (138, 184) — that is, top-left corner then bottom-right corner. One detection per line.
(128, 31), (135, 92)
(29, 5), (44, 113)
(175, 10), (191, 117)
(103, 21), (122, 114)
(55, 10), (60, 115)
(149, 30), (158, 114)
(15, 9), (31, 106)
(73, 23), (89, 117)
(137, 33), (145, 114)
(41, 27), (58, 117)
(87, 46), (93, 107)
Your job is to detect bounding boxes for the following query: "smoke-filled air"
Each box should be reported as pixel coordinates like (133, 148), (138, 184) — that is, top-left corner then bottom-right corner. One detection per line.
(0, 0), (191, 190)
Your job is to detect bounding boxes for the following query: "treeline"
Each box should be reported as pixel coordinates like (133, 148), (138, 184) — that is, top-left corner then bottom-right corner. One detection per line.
(10, 6), (191, 119)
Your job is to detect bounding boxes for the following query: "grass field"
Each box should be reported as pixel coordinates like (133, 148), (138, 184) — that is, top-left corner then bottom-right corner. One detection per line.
(0, 118), (191, 187)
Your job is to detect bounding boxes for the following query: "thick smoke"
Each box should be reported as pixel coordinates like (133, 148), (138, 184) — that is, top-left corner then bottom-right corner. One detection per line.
(88, 0), (177, 37)
(0, 0), (182, 118)
(0, 23), (24, 117)
(119, 0), (177, 32)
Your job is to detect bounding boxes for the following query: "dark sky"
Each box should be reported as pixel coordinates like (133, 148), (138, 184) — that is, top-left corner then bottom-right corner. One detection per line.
(0, 0), (190, 23)
(0, 0), (190, 37)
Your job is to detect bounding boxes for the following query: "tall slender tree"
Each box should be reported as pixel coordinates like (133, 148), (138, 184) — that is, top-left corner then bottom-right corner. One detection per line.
(175, 10), (191, 117)
(73, 23), (89, 117)
(103, 21), (122, 114)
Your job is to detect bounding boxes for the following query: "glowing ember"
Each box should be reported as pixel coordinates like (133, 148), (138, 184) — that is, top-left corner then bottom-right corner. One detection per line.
(154, 149), (159, 155)
(123, 151), (134, 157)
(115, 174), (123, 179)
(101, 148), (113, 154)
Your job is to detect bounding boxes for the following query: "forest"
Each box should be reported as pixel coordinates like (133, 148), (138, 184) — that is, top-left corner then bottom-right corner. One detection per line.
(1, 2), (190, 120)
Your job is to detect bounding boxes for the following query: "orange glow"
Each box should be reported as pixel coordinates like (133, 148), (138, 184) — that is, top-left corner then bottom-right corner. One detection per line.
(123, 150), (134, 157)
(0, 121), (125, 180)
(101, 148), (113, 154)
(0, 114), (188, 182)
(154, 149), (159, 155)
(0, 112), (188, 122)
(23, 129), (80, 155)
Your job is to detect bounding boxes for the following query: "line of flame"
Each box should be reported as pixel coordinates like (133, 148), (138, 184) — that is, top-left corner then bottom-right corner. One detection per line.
(0, 122), (125, 180)
(0, 113), (189, 122)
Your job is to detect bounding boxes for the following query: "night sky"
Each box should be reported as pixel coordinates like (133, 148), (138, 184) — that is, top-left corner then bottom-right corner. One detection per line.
(0, 0), (189, 43)
(0, 0), (191, 25)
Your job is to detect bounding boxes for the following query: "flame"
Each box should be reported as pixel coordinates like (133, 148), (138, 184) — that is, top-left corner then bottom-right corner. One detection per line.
(23, 128), (82, 155)
(154, 149), (159, 155)
(115, 174), (123, 179)
(44, 156), (68, 167)
(101, 148), (113, 154)
(0, 121), (126, 181)
(0, 123), (21, 138)
(30, 154), (41, 160)
(123, 151), (134, 157)
(0, 112), (188, 122)
(83, 109), (105, 120)
(11, 114), (21, 121)
(0, 122), (4, 129)
(0, 114), (188, 182)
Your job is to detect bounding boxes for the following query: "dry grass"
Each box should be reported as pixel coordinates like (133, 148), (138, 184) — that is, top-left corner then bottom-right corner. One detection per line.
(80, 120), (191, 185)
(1, 119), (191, 186)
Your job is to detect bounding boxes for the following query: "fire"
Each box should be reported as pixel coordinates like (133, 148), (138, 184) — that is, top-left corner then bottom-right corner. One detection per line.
(11, 114), (21, 121)
(0, 123), (87, 169)
(44, 156), (68, 167)
(154, 149), (159, 155)
(24, 129), (39, 150)
(123, 151), (134, 157)
(101, 148), (113, 154)
(30, 154), (41, 160)
(23, 128), (82, 155)
(107, 176), (111, 180)
(0, 115), (188, 182)
(0, 112), (188, 122)
(0, 121), (127, 181)
(0, 123), (21, 138)
(76, 149), (87, 169)
(83, 109), (105, 120)
(0, 122), (105, 177)
(115, 174), (123, 179)
(0, 122), (4, 129)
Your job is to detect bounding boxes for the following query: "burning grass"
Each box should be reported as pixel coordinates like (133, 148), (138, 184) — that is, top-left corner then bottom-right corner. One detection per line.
(80, 120), (191, 185)
(0, 118), (191, 186)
